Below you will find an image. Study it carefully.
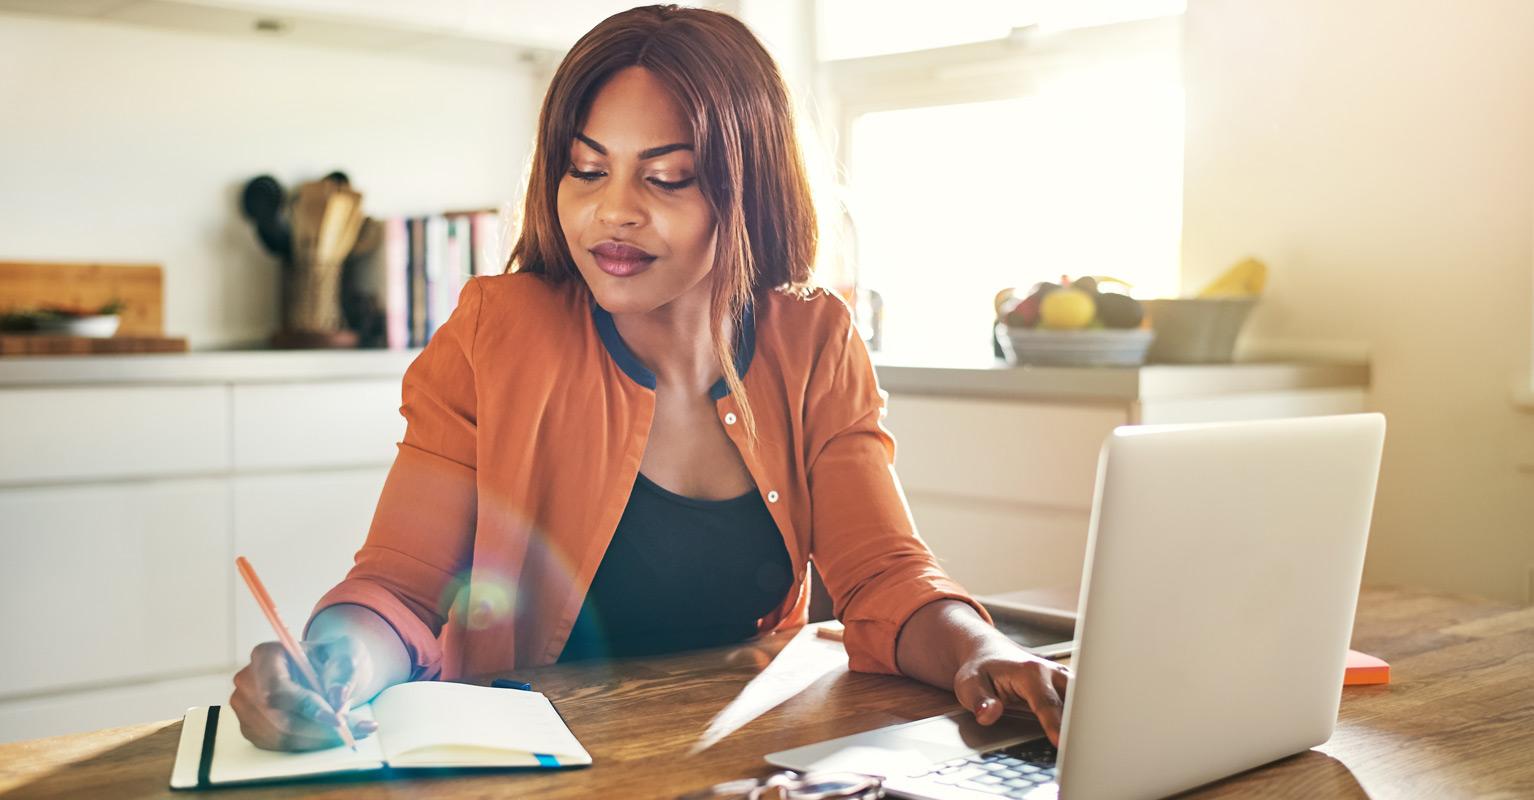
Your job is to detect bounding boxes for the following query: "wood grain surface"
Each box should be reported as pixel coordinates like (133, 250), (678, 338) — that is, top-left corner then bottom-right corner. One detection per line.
(0, 335), (188, 356)
(0, 587), (1529, 799)
(0, 262), (165, 336)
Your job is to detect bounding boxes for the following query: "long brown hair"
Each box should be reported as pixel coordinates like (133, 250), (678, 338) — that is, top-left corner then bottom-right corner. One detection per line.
(507, 4), (818, 441)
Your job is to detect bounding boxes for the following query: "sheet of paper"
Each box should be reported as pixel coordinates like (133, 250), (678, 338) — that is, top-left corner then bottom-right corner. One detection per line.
(370, 681), (591, 766)
(690, 625), (849, 754)
(208, 703), (384, 785)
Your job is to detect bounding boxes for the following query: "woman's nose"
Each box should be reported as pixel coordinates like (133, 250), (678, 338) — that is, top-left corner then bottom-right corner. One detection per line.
(595, 178), (645, 228)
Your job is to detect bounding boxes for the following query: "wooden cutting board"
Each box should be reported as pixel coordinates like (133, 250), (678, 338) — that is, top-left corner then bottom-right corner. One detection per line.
(1, 261), (185, 356)
(0, 261), (166, 336)
(0, 334), (188, 356)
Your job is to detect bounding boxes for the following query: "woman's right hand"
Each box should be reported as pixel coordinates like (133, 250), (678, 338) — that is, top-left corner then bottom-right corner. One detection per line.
(229, 636), (380, 751)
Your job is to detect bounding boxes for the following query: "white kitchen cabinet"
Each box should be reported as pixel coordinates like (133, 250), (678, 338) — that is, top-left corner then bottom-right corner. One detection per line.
(0, 670), (234, 744)
(880, 367), (1369, 605)
(887, 396), (1127, 508)
(885, 396), (1122, 598)
(0, 479), (231, 697)
(1137, 387), (1368, 425)
(0, 386), (227, 485)
(0, 351), (417, 744)
(908, 499), (1093, 597)
(232, 380), (403, 470)
(231, 468), (390, 658)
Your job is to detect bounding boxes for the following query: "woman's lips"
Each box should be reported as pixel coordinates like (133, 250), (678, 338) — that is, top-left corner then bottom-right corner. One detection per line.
(590, 242), (656, 277)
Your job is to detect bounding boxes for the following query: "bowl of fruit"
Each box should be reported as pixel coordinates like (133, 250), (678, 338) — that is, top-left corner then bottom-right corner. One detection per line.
(994, 276), (1152, 367)
(0, 301), (123, 337)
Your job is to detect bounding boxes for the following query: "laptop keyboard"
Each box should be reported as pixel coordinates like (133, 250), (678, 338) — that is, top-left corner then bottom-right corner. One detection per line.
(903, 739), (1059, 798)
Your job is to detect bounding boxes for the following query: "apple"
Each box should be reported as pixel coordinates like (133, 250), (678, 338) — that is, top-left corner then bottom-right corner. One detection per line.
(1039, 286), (1096, 329)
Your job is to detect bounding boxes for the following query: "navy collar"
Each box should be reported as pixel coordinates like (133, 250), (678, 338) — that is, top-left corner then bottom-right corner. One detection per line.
(591, 299), (756, 401)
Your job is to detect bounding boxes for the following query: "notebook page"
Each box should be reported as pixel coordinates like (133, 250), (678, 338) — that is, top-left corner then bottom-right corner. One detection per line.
(370, 681), (591, 766)
(208, 703), (385, 784)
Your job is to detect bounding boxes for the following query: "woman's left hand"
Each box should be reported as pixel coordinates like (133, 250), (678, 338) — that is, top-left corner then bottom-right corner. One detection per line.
(952, 639), (1072, 746)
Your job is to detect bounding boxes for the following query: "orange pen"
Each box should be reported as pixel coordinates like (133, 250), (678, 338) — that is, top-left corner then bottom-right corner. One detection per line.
(235, 556), (358, 751)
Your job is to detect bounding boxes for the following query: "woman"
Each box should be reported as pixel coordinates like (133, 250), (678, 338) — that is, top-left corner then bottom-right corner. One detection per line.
(231, 4), (1070, 753)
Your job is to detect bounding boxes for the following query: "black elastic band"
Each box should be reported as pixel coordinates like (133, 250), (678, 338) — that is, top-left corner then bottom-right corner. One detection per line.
(197, 705), (220, 789)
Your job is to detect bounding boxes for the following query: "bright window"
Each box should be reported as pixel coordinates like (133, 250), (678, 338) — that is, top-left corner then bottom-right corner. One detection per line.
(830, 6), (1186, 361)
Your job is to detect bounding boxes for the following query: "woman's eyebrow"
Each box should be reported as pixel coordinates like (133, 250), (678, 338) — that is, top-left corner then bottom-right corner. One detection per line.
(575, 132), (693, 160)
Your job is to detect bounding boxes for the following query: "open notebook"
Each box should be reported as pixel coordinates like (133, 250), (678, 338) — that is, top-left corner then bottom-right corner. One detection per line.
(169, 681), (591, 789)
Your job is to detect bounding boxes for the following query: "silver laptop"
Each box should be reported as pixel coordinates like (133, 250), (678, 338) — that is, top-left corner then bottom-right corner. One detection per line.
(767, 413), (1386, 800)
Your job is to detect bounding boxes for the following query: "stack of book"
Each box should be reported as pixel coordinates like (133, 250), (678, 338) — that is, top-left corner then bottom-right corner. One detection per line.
(375, 210), (502, 350)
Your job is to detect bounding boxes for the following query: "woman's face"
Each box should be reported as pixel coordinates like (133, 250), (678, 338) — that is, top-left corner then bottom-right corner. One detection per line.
(557, 66), (717, 315)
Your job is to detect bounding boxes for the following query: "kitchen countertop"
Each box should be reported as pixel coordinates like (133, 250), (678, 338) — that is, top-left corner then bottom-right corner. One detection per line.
(0, 349), (422, 387)
(0, 349), (1369, 402)
(871, 356), (1370, 402)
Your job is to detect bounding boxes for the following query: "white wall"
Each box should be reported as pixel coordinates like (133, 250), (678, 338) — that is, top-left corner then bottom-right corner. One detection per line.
(0, 12), (538, 348)
(1182, 0), (1534, 604)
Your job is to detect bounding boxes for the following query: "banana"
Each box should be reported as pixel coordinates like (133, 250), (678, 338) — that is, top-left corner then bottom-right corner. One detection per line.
(1197, 258), (1268, 298)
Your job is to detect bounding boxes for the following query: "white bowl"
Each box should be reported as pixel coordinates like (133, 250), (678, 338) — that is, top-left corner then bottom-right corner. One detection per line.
(1140, 298), (1256, 363)
(997, 324), (1153, 367)
(37, 314), (121, 337)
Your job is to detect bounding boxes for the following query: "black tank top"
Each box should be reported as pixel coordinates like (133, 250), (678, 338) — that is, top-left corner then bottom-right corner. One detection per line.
(557, 471), (794, 662)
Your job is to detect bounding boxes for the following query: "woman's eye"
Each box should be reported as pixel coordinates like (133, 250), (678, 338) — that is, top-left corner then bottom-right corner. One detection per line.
(649, 177), (697, 192)
(566, 166), (695, 192)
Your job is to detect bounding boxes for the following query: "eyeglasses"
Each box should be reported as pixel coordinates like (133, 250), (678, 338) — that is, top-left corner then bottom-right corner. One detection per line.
(678, 770), (884, 800)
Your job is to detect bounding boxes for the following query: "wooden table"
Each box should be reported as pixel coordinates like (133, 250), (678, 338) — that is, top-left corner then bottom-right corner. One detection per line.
(1, 587), (1531, 799)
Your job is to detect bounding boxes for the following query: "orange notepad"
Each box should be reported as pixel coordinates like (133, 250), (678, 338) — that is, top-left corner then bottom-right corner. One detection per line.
(1344, 649), (1390, 685)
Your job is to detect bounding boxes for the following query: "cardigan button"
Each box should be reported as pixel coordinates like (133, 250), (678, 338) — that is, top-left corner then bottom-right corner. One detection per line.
(767, 490), (779, 503)
(724, 412), (738, 425)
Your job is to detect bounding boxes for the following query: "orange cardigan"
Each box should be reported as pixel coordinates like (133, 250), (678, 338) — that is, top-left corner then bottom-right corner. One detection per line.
(310, 272), (989, 680)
